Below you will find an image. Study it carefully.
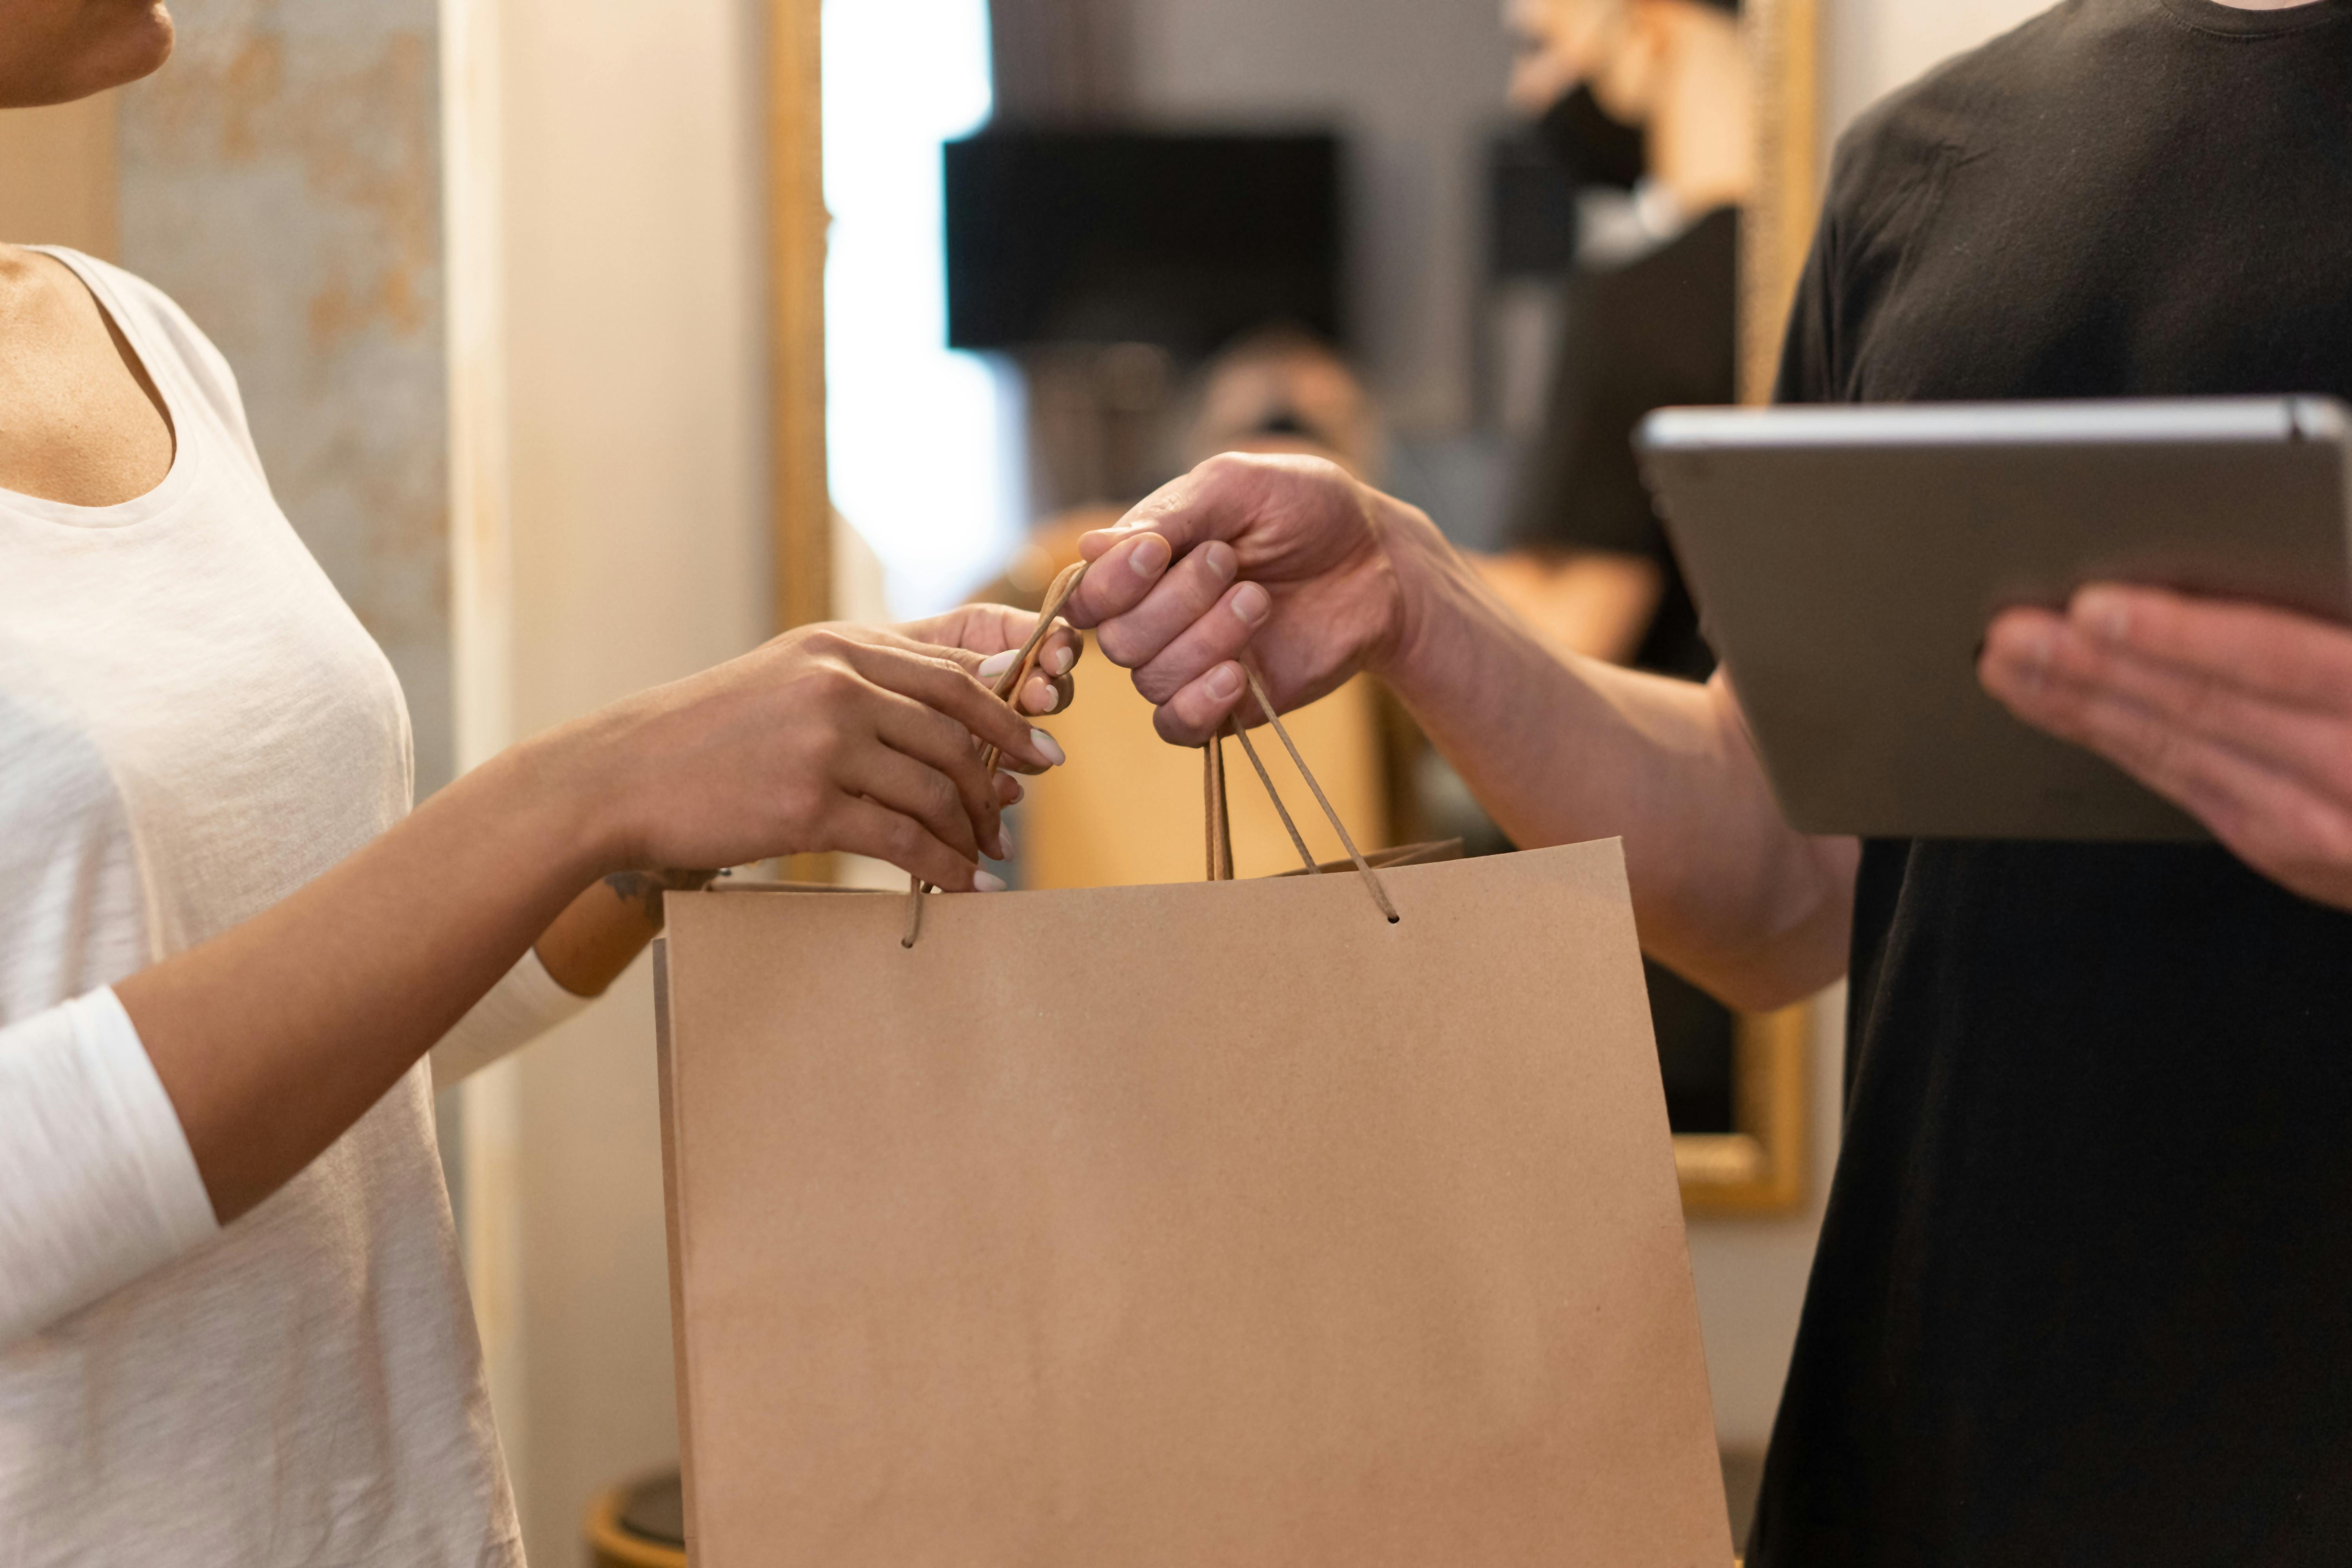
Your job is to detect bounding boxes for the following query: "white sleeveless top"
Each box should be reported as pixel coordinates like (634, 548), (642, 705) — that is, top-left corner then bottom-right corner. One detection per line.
(0, 249), (575, 1565)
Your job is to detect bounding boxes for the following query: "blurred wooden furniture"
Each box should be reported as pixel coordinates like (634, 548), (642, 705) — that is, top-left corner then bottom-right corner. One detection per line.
(586, 1470), (688, 1568)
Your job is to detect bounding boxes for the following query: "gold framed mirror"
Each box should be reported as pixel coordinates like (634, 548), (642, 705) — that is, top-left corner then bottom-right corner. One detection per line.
(769, 0), (1829, 1215)
(1673, 0), (1823, 1216)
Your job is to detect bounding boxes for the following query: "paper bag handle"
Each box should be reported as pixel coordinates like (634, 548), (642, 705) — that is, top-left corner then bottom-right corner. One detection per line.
(902, 559), (1398, 946)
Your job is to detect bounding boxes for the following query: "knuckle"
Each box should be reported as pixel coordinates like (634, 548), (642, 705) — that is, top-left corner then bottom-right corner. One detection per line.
(883, 813), (924, 857)
(1095, 622), (1142, 669)
(1134, 662), (1183, 706)
(926, 770), (961, 823)
(1294, 452), (1348, 486)
(2298, 800), (2352, 867)
(799, 716), (846, 761)
(2176, 671), (2227, 728)
(813, 663), (863, 708)
(777, 780), (828, 829)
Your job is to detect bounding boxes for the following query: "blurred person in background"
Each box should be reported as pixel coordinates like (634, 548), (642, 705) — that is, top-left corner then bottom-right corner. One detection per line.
(0, 3), (1078, 1561)
(985, 325), (1384, 611)
(1480, 0), (1754, 1126)
(1480, 0), (1748, 672)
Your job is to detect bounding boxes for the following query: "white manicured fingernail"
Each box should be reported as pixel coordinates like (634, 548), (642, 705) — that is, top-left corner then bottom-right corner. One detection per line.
(993, 823), (1014, 859)
(978, 650), (1016, 678)
(973, 869), (1008, 893)
(998, 768), (1024, 803)
(1050, 645), (1075, 676)
(1031, 727), (1066, 766)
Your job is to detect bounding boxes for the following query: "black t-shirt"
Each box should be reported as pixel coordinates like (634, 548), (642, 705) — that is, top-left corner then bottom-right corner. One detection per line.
(1751, 2), (2352, 1561)
(1504, 205), (1736, 682)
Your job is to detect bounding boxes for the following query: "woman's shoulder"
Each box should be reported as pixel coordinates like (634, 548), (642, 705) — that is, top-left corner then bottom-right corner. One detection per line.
(32, 248), (267, 478)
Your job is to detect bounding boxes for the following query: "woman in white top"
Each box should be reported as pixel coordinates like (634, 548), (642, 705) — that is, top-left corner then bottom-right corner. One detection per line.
(0, 4), (1107, 1561)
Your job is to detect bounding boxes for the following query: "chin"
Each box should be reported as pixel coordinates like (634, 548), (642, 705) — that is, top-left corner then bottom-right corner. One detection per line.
(0, 1), (175, 108)
(85, 1), (175, 93)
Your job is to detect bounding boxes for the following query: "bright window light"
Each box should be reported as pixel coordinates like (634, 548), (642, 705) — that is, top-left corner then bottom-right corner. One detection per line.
(822, 0), (1021, 617)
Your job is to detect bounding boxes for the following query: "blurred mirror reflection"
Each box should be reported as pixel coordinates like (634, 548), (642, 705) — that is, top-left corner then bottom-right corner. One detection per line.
(823, 0), (1754, 1138)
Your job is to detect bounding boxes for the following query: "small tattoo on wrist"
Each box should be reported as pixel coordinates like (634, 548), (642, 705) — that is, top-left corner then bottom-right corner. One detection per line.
(603, 867), (720, 925)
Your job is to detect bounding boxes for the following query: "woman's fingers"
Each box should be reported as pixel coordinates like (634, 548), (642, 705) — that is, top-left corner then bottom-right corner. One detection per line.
(863, 688), (1008, 857)
(822, 793), (995, 893)
(899, 604), (1085, 690)
(841, 639), (1062, 773)
(837, 739), (988, 864)
(974, 646), (1075, 715)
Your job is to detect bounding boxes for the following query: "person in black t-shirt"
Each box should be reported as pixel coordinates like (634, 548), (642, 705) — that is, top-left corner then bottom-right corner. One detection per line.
(1485, 0), (1748, 677)
(1068, 0), (2352, 1559)
(1488, 0), (1753, 1135)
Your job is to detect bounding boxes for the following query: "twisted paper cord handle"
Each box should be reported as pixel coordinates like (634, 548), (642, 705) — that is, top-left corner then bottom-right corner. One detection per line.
(903, 557), (1396, 944)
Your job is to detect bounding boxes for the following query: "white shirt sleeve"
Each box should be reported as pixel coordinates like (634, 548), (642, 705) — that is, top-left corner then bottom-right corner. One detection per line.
(428, 947), (593, 1090)
(0, 988), (219, 1350)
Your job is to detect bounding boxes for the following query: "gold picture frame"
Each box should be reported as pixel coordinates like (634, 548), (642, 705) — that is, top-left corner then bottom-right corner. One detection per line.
(771, 0), (1827, 1212)
(1673, 0), (1826, 1215)
(769, 0), (832, 637)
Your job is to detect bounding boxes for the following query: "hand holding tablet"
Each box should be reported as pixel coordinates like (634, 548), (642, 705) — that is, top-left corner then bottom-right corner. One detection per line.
(1637, 397), (2352, 847)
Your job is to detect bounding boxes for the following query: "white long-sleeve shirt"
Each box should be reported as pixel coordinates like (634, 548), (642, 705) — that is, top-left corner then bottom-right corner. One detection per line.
(0, 248), (582, 1565)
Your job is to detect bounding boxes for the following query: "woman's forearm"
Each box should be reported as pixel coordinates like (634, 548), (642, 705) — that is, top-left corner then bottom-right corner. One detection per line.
(116, 734), (612, 1222)
(1373, 503), (1857, 1009)
(111, 613), (1073, 1224)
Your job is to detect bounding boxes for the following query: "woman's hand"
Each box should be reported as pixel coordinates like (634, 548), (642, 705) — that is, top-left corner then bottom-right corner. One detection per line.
(906, 602), (1084, 726)
(1982, 584), (2352, 910)
(573, 617), (1078, 894)
(1065, 452), (1422, 744)
(119, 609), (1080, 1225)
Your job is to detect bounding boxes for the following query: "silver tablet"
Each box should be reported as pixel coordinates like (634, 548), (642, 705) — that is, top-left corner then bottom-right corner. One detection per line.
(1634, 397), (2352, 840)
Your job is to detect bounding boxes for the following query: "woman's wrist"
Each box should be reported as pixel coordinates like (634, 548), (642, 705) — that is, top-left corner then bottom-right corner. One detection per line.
(474, 720), (638, 890)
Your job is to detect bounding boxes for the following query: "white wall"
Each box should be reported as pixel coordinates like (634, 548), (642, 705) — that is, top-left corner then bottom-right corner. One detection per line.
(474, 0), (769, 1558)
(116, 0), (459, 791)
(1824, 0), (2054, 146)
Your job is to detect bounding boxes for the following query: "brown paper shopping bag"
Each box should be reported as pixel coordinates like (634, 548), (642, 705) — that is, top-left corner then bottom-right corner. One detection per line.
(654, 566), (1729, 1568)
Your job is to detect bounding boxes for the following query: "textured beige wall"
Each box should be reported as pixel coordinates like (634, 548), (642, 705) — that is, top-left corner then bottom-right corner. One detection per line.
(0, 94), (118, 256)
(492, 0), (769, 1557)
(115, 0), (456, 793)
